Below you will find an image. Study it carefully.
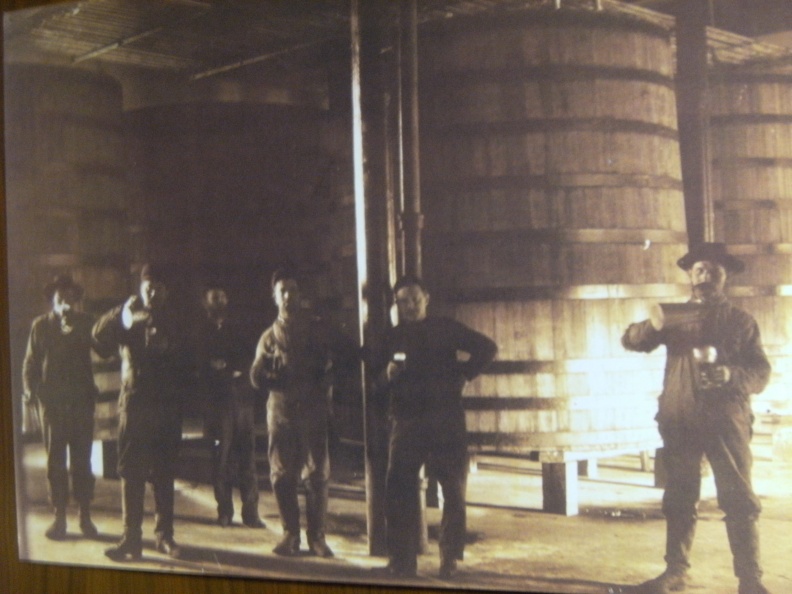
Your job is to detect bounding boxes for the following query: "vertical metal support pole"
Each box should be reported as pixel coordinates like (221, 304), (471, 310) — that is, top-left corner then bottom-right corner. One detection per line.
(395, 0), (430, 555)
(398, 0), (424, 279)
(676, 0), (713, 244)
(351, 0), (389, 556)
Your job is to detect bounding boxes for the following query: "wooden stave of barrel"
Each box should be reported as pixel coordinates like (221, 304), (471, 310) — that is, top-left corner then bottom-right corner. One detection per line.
(419, 8), (687, 456)
(709, 68), (792, 418)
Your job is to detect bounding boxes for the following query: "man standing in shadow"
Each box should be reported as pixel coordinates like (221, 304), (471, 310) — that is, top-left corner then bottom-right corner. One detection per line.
(23, 273), (101, 541)
(94, 263), (191, 561)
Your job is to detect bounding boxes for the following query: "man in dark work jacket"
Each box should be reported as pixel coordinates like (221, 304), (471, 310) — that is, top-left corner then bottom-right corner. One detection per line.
(197, 282), (264, 529)
(373, 275), (497, 579)
(22, 274), (101, 541)
(623, 243), (771, 594)
(93, 263), (191, 561)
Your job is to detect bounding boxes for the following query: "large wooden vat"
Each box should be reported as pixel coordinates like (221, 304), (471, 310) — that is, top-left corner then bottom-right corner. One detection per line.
(4, 65), (135, 442)
(420, 9), (687, 460)
(709, 69), (792, 417)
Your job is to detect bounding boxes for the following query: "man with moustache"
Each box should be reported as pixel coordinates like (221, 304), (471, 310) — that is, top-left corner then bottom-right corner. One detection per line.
(373, 275), (497, 579)
(22, 274), (101, 541)
(93, 263), (190, 561)
(197, 281), (264, 529)
(250, 266), (356, 558)
(622, 243), (772, 594)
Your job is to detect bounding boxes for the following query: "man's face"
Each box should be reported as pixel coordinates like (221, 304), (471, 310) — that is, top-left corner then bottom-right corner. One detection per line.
(273, 278), (300, 317)
(52, 288), (79, 320)
(394, 284), (429, 323)
(204, 288), (228, 317)
(140, 279), (168, 310)
(688, 260), (727, 302)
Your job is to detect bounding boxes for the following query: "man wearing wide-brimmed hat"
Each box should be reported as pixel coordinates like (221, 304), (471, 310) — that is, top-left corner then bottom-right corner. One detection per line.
(22, 273), (101, 541)
(93, 263), (192, 562)
(623, 243), (772, 594)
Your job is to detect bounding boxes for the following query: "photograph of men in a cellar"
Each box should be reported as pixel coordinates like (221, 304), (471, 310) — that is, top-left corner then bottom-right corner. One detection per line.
(3, 1), (792, 594)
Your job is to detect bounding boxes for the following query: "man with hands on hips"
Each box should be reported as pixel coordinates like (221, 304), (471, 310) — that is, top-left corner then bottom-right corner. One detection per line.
(374, 275), (497, 580)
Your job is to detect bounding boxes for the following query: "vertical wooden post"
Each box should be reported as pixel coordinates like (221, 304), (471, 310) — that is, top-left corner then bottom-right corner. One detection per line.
(351, 0), (391, 556)
(542, 462), (579, 516)
(676, 0), (713, 245)
(394, 0), (431, 554)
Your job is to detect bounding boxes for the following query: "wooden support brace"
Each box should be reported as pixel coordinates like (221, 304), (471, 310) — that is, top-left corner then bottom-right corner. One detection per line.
(640, 450), (653, 472)
(654, 447), (667, 488)
(577, 458), (598, 479)
(542, 461), (578, 516)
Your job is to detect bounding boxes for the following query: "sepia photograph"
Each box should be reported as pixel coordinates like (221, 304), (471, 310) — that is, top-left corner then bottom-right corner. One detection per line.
(2, 1), (792, 593)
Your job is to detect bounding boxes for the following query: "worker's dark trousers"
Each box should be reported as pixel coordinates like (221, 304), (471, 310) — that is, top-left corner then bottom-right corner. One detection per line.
(659, 397), (763, 580)
(209, 390), (259, 523)
(267, 394), (330, 541)
(116, 406), (182, 543)
(385, 410), (469, 570)
(39, 400), (95, 512)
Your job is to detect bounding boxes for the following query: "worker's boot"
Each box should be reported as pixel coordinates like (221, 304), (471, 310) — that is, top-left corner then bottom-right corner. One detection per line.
(306, 480), (333, 558)
(105, 478), (144, 561)
(638, 566), (689, 593)
(272, 478), (301, 556)
(738, 577), (771, 594)
(638, 515), (696, 593)
(78, 503), (98, 538)
(44, 507), (67, 540)
(727, 518), (770, 594)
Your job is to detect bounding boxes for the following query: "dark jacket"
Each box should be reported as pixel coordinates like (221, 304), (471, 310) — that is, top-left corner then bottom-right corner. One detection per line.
(92, 298), (190, 416)
(196, 315), (253, 399)
(373, 316), (497, 419)
(622, 295), (771, 428)
(23, 311), (99, 408)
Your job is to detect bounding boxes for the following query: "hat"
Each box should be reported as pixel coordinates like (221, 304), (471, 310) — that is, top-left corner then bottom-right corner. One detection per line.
(44, 274), (84, 301)
(140, 262), (168, 283)
(677, 242), (745, 274)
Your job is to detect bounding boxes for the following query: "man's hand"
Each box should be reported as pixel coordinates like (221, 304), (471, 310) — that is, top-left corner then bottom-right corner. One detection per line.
(122, 296), (150, 330)
(700, 365), (731, 389)
(386, 360), (404, 382)
(210, 358), (227, 371)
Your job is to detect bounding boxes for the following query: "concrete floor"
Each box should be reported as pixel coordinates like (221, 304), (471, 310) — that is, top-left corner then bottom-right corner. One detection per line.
(13, 423), (792, 594)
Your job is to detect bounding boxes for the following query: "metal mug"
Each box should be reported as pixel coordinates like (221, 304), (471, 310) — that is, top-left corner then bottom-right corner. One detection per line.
(692, 345), (718, 389)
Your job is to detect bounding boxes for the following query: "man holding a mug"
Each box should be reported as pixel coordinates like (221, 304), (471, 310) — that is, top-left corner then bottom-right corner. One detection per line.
(622, 243), (772, 594)
(373, 275), (497, 579)
(250, 265), (357, 558)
